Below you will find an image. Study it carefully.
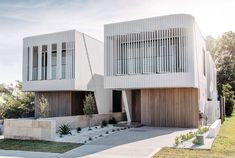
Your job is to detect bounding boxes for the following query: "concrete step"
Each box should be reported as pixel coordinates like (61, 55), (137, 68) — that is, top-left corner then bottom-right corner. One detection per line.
(115, 121), (143, 128)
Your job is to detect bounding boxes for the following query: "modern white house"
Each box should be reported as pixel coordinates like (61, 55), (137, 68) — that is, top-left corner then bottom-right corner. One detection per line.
(104, 14), (218, 128)
(22, 30), (117, 117)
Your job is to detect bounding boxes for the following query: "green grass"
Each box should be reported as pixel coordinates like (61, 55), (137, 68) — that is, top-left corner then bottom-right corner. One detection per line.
(153, 112), (235, 158)
(0, 139), (82, 153)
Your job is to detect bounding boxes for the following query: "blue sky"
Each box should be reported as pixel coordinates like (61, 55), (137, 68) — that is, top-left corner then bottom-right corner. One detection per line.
(0, 0), (235, 84)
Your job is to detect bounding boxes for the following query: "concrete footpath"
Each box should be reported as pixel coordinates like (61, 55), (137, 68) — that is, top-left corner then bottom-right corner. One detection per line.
(0, 150), (59, 158)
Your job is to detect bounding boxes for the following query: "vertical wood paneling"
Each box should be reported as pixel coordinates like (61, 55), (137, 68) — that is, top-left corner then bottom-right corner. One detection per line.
(140, 88), (199, 128)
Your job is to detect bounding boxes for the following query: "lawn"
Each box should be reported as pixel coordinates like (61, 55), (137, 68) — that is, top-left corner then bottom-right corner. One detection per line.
(0, 139), (82, 153)
(153, 112), (235, 158)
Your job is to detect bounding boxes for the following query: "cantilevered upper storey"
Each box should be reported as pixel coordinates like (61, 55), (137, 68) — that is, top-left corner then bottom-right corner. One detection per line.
(23, 30), (104, 91)
(104, 14), (208, 89)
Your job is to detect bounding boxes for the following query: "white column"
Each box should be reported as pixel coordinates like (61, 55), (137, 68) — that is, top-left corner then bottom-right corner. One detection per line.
(122, 90), (132, 122)
(38, 45), (42, 80)
(57, 42), (62, 79)
(47, 44), (51, 80)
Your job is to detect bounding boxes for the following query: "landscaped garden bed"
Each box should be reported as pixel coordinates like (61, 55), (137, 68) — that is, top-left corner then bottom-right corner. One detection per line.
(55, 123), (129, 144)
(174, 126), (211, 149)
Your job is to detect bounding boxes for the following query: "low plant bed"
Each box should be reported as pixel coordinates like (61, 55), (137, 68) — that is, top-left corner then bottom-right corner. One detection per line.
(174, 126), (209, 148)
(55, 124), (128, 144)
(152, 112), (235, 158)
(0, 139), (81, 153)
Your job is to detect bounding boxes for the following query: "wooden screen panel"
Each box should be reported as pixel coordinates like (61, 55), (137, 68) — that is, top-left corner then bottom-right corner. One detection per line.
(141, 88), (199, 128)
(71, 91), (85, 115)
(131, 90), (141, 122)
(35, 92), (72, 117)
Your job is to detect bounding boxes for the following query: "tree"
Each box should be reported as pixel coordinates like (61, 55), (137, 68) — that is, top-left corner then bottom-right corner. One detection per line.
(222, 84), (234, 116)
(83, 93), (96, 129)
(0, 81), (34, 119)
(205, 35), (217, 60)
(205, 31), (235, 96)
(38, 95), (49, 118)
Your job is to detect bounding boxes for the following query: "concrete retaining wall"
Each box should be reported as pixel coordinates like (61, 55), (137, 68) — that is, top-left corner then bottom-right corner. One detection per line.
(205, 101), (220, 125)
(3, 112), (125, 140)
(42, 112), (124, 131)
(4, 119), (56, 141)
(208, 119), (221, 138)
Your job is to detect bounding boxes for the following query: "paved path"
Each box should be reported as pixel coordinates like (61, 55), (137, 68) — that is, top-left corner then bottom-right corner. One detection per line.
(57, 126), (194, 158)
(0, 150), (59, 158)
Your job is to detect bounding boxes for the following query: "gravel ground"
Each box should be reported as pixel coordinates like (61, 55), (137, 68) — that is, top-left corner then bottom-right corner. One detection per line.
(55, 125), (128, 144)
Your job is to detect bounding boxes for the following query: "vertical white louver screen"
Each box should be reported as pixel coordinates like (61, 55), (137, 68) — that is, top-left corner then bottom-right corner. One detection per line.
(105, 28), (189, 76)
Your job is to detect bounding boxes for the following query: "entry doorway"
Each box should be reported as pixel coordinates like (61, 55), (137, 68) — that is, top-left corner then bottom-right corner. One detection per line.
(113, 90), (122, 112)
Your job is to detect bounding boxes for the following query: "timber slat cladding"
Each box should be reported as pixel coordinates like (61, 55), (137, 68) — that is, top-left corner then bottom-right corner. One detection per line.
(140, 88), (199, 128)
(35, 92), (72, 117)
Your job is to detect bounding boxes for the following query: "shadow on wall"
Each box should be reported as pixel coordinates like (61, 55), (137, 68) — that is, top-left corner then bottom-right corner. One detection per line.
(87, 74), (113, 114)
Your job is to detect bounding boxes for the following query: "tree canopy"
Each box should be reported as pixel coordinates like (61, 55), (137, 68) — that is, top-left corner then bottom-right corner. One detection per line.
(0, 81), (34, 119)
(206, 31), (235, 95)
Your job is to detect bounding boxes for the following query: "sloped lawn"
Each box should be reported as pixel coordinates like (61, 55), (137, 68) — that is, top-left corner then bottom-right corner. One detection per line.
(153, 112), (235, 158)
(0, 139), (81, 153)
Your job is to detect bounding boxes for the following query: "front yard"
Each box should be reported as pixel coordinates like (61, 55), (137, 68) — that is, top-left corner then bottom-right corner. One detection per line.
(0, 139), (81, 153)
(153, 112), (235, 158)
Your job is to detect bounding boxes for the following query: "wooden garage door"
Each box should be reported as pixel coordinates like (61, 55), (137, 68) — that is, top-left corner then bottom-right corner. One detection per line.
(141, 88), (199, 128)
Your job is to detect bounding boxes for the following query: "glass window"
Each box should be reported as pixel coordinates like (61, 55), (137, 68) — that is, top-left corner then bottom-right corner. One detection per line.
(32, 46), (38, 80)
(61, 42), (67, 79)
(41, 45), (47, 80)
(51, 44), (57, 79)
(27, 47), (30, 81)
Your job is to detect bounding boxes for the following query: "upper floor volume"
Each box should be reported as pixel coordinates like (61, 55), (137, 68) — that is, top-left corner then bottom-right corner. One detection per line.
(104, 14), (214, 89)
(22, 30), (104, 91)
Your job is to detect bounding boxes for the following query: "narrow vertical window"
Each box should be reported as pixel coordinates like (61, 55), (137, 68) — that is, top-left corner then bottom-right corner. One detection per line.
(203, 49), (206, 76)
(51, 44), (57, 79)
(66, 41), (74, 79)
(41, 45), (47, 80)
(32, 46), (38, 80)
(61, 42), (66, 79)
(27, 47), (30, 81)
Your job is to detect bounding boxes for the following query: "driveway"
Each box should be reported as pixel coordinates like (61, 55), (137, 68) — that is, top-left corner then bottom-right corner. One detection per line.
(57, 126), (194, 158)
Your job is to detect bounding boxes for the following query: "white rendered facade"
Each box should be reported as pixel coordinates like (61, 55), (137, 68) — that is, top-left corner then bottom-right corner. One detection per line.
(23, 30), (112, 115)
(104, 14), (218, 126)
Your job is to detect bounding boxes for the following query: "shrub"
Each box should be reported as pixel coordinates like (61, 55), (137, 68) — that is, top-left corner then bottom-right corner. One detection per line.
(58, 124), (72, 136)
(112, 129), (115, 132)
(108, 117), (117, 124)
(89, 137), (92, 141)
(222, 84), (235, 116)
(105, 131), (109, 134)
(180, 134), (187, 141)
(192, 138), (198, 144)
(175, 136), (180, 145)
(83, 94), (96, 129)
(76, 127), (81, 133)
(198, 127), (209, 135)
(101, 120), (107, 128)
(99, 134), (103, 137)
(38, 95), (49, 118)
